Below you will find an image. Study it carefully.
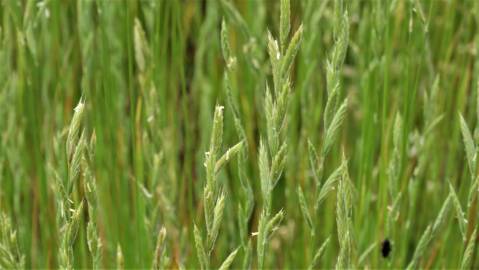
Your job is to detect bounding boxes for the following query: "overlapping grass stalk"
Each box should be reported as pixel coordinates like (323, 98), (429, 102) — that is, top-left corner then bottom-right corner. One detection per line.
(194, 105), (243, 269)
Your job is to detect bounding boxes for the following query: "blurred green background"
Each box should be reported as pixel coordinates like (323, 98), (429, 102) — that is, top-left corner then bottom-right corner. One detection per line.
(1, 0), (479, 268)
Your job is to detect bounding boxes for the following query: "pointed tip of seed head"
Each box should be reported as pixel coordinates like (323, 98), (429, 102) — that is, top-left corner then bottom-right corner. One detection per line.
(298, 24), (304, 33)
(267, 29), (273, 39)
(215, 105), (225, 113)
(74, 100), (85, 113)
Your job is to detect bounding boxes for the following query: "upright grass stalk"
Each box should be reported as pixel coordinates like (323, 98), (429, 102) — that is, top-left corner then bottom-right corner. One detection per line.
(256, 0), (302, 268)
(220, 19), (254, 269)
(306, 0), (350, 217)
(57, 100), (87, 269)
(302, 2), (349, 267)
(194, 105), (243, 269)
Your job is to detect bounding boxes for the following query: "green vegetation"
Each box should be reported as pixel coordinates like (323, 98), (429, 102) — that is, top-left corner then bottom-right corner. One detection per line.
(1, 0), (479, 268)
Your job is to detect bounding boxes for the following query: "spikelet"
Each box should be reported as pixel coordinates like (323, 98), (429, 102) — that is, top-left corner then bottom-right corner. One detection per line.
(152, 227), (167, 270)
(280, 25), (303, 79)
(279, 0), (290, 53)
(406, 225), (432, 270)
(133, 18), (149, 73)
(87, 221), (101, 269)
(449, 182), (467, 241)
(298, 186), (314, 233)
(215, 140), (244, 174)
(220, 19), (236, 70)
(218, 248), (239, 270)
(116, 244), (124, 270)
(316, 161), (345, 210)
(0, 212), (25, 269)
(460, 227), (477, 269)
(197, 104), (243, 267)
(194, 225), (209, 270)
(308, 237), (330, 270)
(323, 98), (348, 157)
(459, 113), (477, 177)
(335, 157), (356, 269)
(66, 99), (85, 162)
(208, 193), (225, 253)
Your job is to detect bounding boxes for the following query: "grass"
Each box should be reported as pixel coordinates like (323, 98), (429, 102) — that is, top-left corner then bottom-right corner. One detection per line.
(1, 0), (479, 268)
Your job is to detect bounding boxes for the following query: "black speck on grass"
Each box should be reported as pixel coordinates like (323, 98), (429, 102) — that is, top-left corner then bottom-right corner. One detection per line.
(381, 239), (392, 258)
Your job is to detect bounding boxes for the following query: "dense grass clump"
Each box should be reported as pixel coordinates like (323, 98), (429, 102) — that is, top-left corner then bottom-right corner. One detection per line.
(1, 0), (479, 268)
